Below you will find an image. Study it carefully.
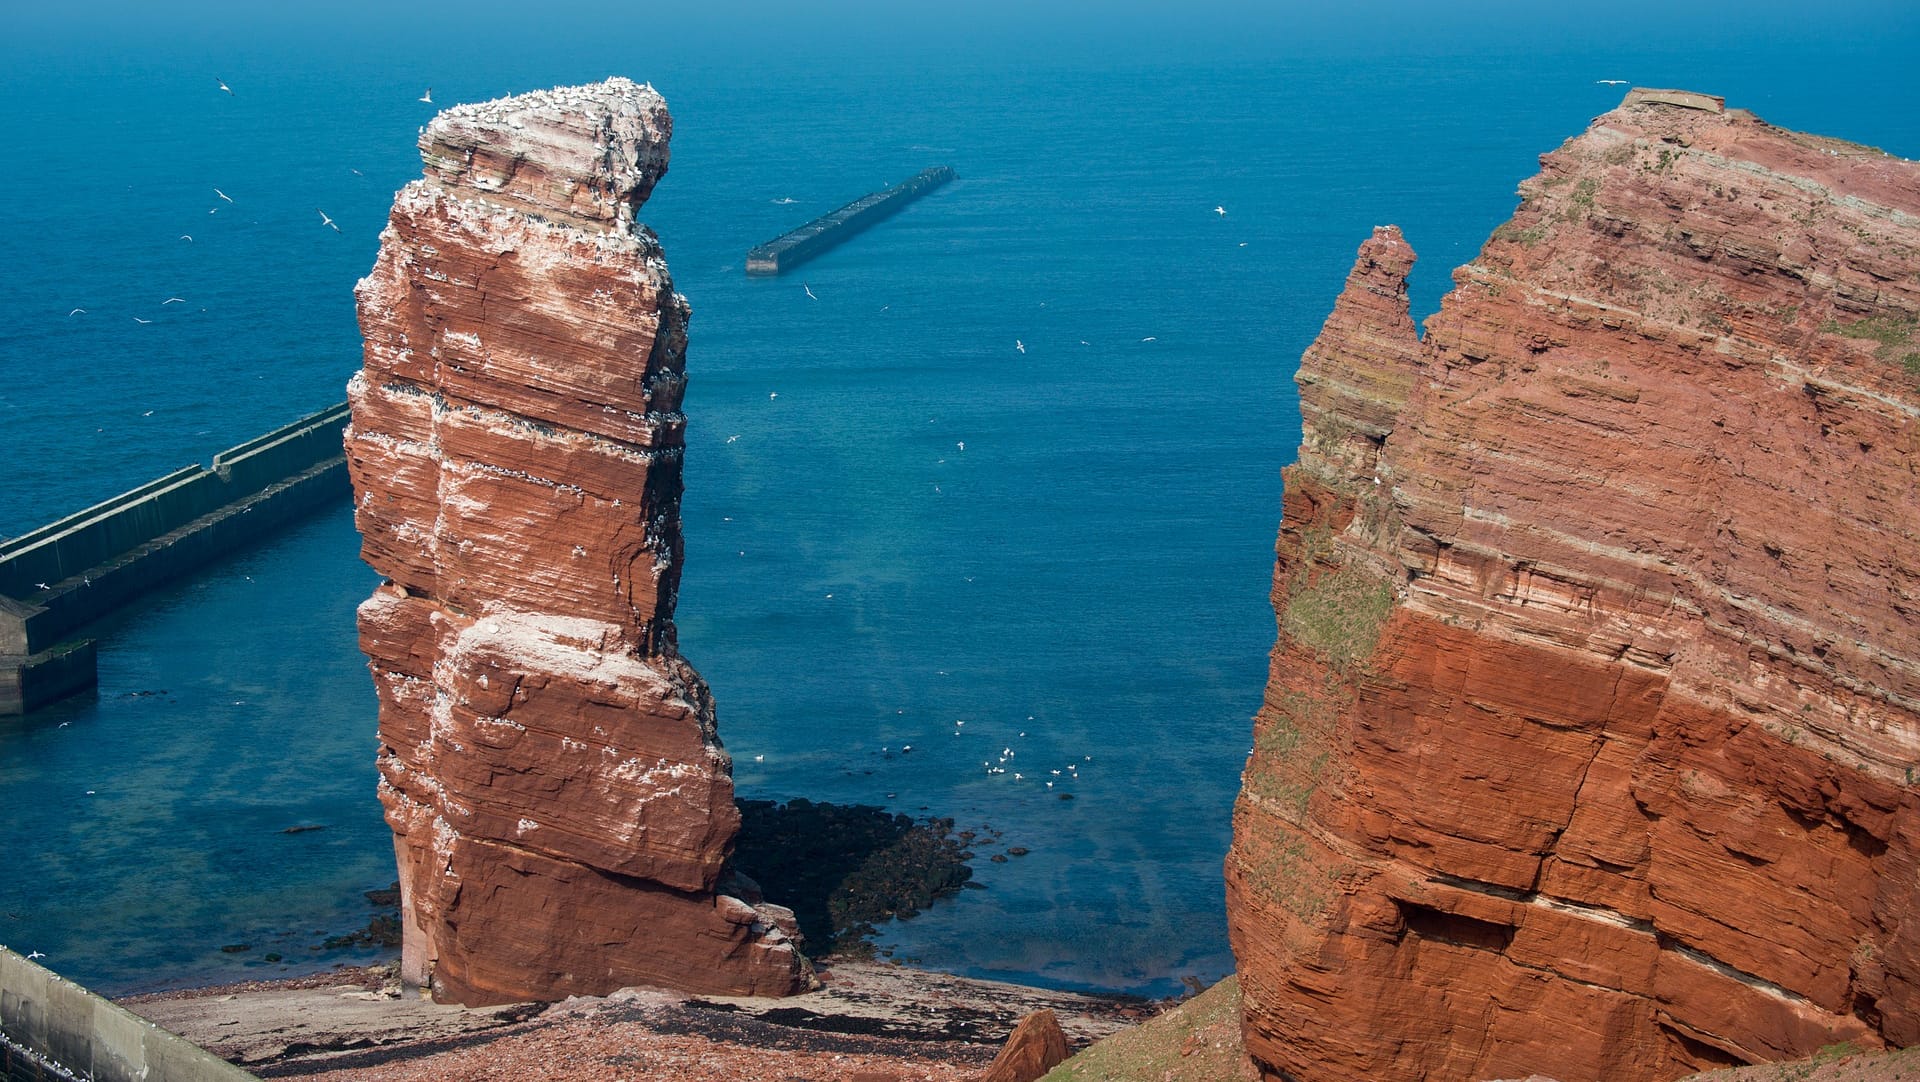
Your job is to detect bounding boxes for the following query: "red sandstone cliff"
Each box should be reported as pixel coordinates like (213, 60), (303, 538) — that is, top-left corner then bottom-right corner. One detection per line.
(1227, 89), (1920, 1081)
(345, 78), (811, 1006)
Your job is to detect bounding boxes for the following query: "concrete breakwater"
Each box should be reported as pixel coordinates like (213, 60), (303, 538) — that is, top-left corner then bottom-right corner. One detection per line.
(0, 946), (256, 1082)
(0, 403), (351, 715)
(746, 166), (955, 275)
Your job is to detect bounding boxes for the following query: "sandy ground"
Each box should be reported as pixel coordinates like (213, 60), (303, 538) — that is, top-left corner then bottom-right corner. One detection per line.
(121, 960), (1157, 1081)
(1684, 1046), (1920, 1082)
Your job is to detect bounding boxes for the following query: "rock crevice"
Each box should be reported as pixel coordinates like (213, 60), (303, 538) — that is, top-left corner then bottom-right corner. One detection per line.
(346, 77), (811, 1006)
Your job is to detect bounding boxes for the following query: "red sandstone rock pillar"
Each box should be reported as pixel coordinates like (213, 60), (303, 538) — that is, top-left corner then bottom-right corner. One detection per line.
(1228, 92), (1920, 1081)
(345, 78), (811, 1006)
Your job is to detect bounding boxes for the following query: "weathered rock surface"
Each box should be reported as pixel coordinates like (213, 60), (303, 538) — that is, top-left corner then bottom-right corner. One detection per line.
(1228, 90), (1920, 1081)
(346, 78), (811, 1006)
(981, 1008), (1071, 1082)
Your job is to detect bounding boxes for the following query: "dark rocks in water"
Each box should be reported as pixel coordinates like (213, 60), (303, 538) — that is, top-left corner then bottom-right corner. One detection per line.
(730, 798), (976, 957)
(321, 914), (401, 951)
(281, 824), (327, 835)
(1006, 847), (1030, 857)
(320, 880), (405, 950)
(220, 944), (251, 953)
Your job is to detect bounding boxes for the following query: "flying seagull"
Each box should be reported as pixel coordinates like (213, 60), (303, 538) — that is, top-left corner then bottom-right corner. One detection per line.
(180, 234), (193, 242)
(803, 283), (817, 301)
(26, 951), (45, 960)
(214, 188), (234, 204)
(419, 87), (433, 104)
(1015, 339), (1025, 353)
(317, 208), (341, 233)
(1214, 205), (1227, 216)
(68, 308), (85, 316)
(217, 78), (233, 96)
(163, 297), (185, 304)
(133, 316), (152, 324)
(1596, 79), (1628, 85)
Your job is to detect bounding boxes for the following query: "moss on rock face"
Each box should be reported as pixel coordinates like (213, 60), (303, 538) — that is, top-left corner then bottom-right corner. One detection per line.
(1281, 566), (1393, 673)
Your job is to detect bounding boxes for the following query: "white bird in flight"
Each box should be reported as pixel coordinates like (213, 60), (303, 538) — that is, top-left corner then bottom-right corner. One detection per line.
(1140, 336), (1157, 342)
(214, 188), (234, 204)
(133, 317), (152, 324)
(1214, 205), (1227, 216)
(769, 391), (778, 400)
(217, 78), (233, 96)
(726, 434), (740, 443)
(27, 951), (46, 960)
(68, 308), (85, 316)
(772, 196), (798, 205)
(419, 87), (433, 104)
(180, 234), (193, 242)
(1015, 339), (1025, 353)
(163, 297), (185, 304)
(803, 283), (817, 301)
(317, 208), (341, 233)
(1596, 79), (1628, 85)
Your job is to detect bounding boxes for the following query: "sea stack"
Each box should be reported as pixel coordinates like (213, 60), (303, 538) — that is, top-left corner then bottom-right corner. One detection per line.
(345, 78), (811, 1006)
(1228, 91), (1920, 1080)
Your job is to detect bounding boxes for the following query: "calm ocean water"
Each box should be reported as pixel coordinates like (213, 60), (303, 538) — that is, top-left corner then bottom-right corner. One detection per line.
(3, 3), (1916, 997)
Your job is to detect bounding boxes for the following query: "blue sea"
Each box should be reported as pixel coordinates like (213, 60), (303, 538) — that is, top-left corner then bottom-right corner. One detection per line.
(3, 1), (1916, 998)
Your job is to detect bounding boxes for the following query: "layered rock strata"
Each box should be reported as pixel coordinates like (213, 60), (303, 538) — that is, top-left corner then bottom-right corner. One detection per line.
(1228, 90), (1920, 1081)
(346, 78), (811, 1006)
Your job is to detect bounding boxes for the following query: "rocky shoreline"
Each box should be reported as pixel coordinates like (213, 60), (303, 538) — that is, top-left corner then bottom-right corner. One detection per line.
(122, 959), (1153, 1081)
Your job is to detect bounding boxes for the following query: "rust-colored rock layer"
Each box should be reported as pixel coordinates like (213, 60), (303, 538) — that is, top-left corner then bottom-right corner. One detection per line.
(1227, 90), (1920, 1081)
(346, 78), (811, 1006)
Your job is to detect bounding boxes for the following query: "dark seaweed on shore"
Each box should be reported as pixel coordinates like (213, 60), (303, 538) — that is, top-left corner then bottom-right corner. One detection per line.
(729, 798), (978, 957)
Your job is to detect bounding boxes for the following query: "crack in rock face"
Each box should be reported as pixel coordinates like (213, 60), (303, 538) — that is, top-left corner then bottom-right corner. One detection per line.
(346, 78), (812, 1006)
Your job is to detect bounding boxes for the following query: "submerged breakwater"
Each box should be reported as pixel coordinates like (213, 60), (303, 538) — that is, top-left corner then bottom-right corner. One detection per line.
(746, 166), (954, 275)
(1, 405), (350, 714)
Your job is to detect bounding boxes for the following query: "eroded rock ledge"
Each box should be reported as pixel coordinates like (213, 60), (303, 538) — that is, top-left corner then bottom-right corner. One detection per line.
(346, 77), (811, 1006)
(1228, 90), (1920, 1081)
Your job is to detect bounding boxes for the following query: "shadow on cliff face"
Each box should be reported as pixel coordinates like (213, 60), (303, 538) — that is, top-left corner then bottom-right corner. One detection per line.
(728, 798), (980, 958)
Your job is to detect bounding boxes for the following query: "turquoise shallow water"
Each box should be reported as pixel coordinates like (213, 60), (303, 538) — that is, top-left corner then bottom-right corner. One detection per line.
(3, 3), (1917, 997)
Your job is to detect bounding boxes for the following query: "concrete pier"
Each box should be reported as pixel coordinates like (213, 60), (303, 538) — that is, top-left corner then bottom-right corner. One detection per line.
(0, 403), (351, 715)
(0, 946), (257, 1081)
(745, 166), (955, 275)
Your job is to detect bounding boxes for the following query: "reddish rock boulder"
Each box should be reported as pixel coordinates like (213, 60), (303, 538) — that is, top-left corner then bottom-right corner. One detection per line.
(1228, 90), (1920, 1081)
(346, 78), (811, 1006)
(980, 1008), (1071, 1082)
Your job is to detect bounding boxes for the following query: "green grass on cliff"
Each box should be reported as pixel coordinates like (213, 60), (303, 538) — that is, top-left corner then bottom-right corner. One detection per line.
(1821, 314), (1920, 378)
(1041, 976), (1257, 1082)
(1283, 567), (1394, 672)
